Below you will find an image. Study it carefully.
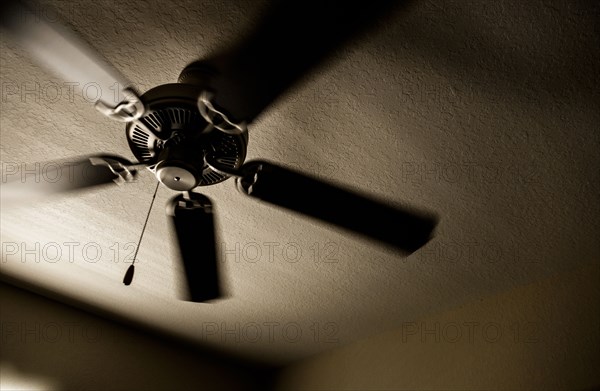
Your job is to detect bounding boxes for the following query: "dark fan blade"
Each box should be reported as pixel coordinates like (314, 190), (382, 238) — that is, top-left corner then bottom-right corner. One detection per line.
(167, 193), (221, 302)
(1, 155), (137, 204)
(181, 0), (403, 123)
(237, 161), (438, 253)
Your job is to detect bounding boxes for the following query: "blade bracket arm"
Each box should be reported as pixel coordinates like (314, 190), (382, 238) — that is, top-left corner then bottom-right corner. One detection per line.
(197, 91), (247, 136)
(95, 88), (145, 122)
(88, 156), (138, 184)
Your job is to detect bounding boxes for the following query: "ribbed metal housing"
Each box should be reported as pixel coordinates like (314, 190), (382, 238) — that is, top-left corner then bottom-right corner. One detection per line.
(125, 84), (247, 186)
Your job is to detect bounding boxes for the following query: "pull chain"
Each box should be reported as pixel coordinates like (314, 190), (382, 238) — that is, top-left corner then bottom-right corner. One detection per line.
(123, 181), (160, 285)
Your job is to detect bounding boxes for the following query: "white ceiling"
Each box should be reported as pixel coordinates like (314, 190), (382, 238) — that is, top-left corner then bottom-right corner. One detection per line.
(1, 0), (599, 365)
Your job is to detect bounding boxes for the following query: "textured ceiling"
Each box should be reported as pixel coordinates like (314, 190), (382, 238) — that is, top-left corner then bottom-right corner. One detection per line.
(1, 0), (599, 365)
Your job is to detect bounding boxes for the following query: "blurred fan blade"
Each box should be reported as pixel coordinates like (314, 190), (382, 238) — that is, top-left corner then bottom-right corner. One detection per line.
(181, 0), (403, 123)
(0, 0), (135, 110)
(167, 193), (221, 302)
(1, 155), (137, 204)
(237, 161), (438, 253)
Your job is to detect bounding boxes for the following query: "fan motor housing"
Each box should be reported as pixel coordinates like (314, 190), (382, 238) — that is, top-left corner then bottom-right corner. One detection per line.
(126, 83), (248, 190)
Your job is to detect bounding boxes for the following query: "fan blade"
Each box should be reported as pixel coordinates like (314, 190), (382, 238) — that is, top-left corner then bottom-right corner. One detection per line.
(167, 193), (221, 302)
(181, 0), (403, 123)
(237, 161), (437, 253)
(0, 0), (143, 120)
(1, 155), (137, 204)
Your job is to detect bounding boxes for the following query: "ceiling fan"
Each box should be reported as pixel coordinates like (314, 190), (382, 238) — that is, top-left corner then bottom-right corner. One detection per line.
(1, 0), (438, 302)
